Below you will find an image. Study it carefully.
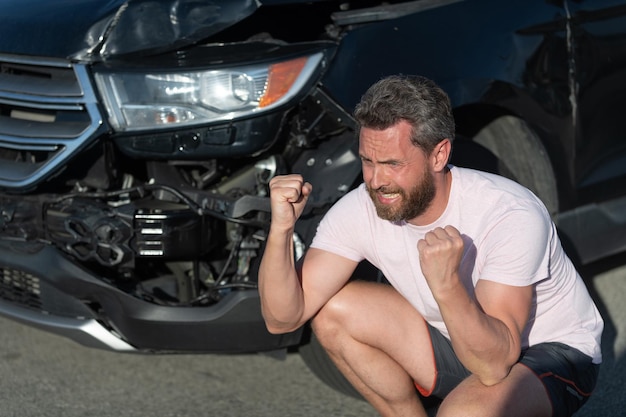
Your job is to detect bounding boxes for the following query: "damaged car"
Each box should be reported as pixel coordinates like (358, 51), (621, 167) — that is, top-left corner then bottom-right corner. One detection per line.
(1, 0), (626, 398)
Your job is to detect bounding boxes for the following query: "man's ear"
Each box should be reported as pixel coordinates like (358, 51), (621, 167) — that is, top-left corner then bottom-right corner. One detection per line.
(431, 138), (452, 171)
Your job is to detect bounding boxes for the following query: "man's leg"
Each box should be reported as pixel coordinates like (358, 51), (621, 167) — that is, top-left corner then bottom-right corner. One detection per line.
(437, 363), (552, 417)
(438, 341), (599, 417)
(311, 280), (437, 417)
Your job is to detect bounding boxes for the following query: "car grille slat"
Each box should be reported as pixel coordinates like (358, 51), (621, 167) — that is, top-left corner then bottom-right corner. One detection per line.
(0, 70), (82, 98)
(0, 267), (42, 311)
(0, 114), (91, 139)
(0, 54), (104, 190)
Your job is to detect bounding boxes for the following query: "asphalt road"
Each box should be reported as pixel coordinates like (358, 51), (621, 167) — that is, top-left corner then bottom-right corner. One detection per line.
(0, 256), (624, 417)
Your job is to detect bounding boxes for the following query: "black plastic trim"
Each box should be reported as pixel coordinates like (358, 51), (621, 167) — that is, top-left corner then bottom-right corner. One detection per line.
(0, 240), (303, 353)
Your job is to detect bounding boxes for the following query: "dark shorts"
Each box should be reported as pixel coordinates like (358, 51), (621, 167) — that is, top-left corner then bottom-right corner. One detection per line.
(417, 324), (600, 417)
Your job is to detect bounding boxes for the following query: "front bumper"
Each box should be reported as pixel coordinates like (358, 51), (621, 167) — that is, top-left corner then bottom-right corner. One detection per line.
(0, 240), (303, 353)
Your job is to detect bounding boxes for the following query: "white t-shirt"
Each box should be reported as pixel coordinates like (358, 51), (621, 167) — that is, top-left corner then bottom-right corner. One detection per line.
(310, 166), (603, 363)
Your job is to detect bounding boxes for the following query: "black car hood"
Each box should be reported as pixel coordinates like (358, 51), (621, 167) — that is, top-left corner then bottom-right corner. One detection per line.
(0, 0), (263, 61)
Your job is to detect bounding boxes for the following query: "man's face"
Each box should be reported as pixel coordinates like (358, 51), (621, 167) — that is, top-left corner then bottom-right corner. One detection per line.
(359, 121), (436, 222)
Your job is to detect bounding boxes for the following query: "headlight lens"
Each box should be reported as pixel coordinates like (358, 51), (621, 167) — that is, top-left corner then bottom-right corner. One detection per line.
(94, 52), (323, 132)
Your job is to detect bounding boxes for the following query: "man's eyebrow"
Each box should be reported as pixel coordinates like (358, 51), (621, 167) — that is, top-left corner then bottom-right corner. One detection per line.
(359, 155), (404, 166)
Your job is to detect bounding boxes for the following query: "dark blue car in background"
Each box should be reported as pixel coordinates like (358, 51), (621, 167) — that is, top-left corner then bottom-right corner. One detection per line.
(1, 0), (625, 398)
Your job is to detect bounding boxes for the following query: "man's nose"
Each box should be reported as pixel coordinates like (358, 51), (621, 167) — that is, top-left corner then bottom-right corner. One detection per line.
(368, 165), (388, 190)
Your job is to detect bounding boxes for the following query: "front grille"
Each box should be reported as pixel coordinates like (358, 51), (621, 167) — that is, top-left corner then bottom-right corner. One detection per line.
(0, 54), (104, 190)
(0, 267), (42, 311)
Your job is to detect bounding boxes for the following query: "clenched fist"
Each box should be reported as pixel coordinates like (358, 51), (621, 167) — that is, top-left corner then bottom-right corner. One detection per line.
(268, 174), (313, 232)
(417, 225), (464, 296)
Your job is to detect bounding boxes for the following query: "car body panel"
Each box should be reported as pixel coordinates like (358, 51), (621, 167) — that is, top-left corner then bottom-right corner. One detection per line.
(0, 0), (258, 59)
(1, 0), (626, 355)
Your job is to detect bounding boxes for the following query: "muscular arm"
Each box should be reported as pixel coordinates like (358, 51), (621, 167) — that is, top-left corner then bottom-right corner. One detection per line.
(258, 223), (305, 333)
(418, 226), (532, 386)
(258, 175), (357, 334)
(437, 277), (532, 385)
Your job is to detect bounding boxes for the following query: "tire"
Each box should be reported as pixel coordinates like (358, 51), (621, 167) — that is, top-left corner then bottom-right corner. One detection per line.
(471, 115), (559, 216)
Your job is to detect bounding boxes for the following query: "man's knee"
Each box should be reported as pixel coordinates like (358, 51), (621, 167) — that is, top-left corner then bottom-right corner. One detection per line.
(437, 367), (552, 417)
(436, 382), (486, 417)
(436, 378), (516, 417)
(310, 281), (367, 347)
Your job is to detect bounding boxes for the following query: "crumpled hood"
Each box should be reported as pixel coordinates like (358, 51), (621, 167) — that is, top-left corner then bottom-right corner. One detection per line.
(0, 0), (260, 61)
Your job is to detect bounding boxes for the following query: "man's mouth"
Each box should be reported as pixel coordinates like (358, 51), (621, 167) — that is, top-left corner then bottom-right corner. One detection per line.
(377, 191), (401, 203)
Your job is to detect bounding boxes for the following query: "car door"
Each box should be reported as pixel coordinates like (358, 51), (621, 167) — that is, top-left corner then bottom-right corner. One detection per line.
(569, 0), (626, 203)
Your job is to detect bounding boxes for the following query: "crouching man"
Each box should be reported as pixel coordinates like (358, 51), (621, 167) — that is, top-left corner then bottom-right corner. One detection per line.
(258, 75), (603, 417)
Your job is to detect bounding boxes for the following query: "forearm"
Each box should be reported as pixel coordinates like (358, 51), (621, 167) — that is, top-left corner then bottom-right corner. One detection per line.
(258, 228), (306, 334)
(436, 281), (520, 385)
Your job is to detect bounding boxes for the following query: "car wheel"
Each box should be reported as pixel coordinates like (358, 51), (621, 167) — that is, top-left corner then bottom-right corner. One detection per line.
(471, 115), (559, 216)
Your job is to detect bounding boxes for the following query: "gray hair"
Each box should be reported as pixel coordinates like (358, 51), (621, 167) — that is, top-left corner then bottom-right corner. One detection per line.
(353, 75), (455, 155)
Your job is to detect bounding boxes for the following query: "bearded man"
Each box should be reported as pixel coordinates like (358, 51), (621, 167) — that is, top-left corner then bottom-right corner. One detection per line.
(258, 75), (602, 417)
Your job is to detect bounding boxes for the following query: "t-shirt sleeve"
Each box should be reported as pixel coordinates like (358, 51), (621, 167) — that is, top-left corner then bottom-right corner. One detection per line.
(309, 187), (367, 263)
(477, 201), (553, 287)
